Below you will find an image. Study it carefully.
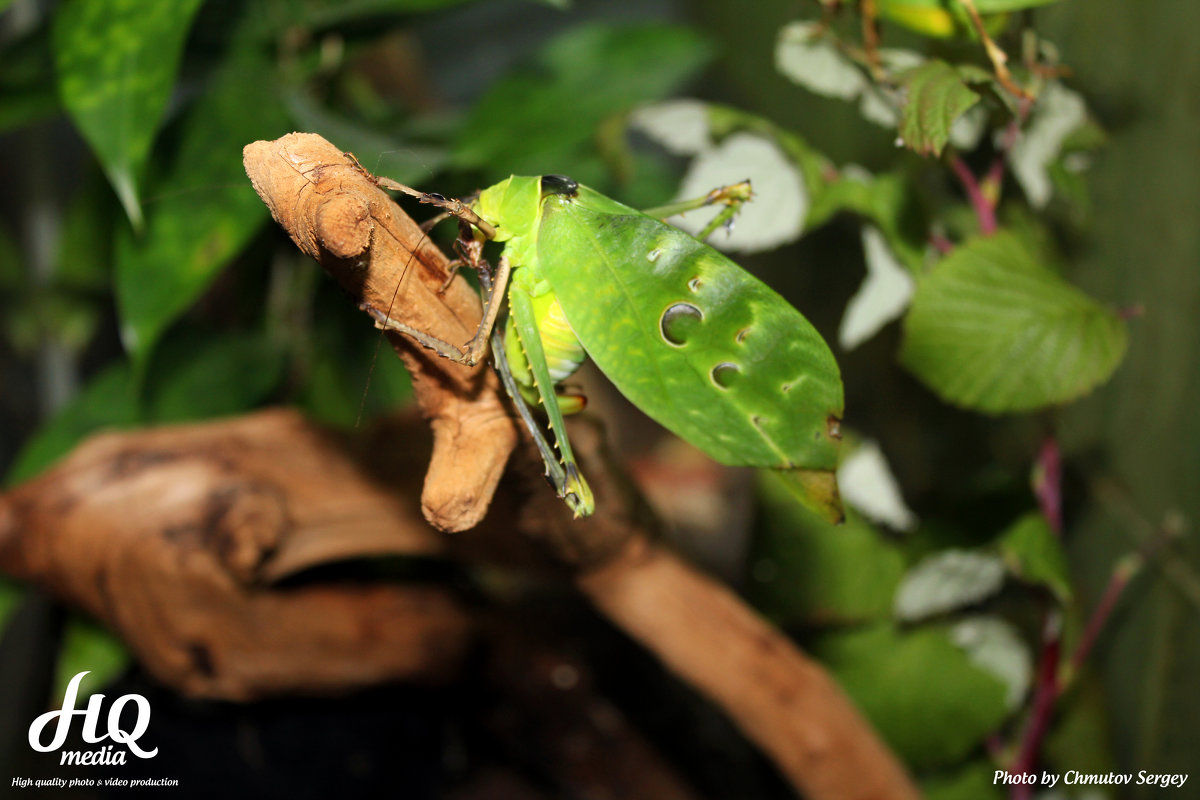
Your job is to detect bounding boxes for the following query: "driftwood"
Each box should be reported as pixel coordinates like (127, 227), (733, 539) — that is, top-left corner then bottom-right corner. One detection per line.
(0, 410), (470, 700)
(0, 133), (922, 799)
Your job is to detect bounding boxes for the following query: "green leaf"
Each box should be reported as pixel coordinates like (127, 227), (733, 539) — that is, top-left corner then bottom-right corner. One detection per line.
(814, 622), (1010, 768)
(115, 46), (288, 361)
(999, 512), (1072, 601)
(900, 232), (1128, 413)
(55, 618), (130, 702)
(283, 88), (446, 184)
(748, 472), (906, 626)
(894, 549), (1007, 622)
(807, 168), (928, 273)
(949, 616), (1033, 710)
(876, 0), (962, 38)
(1011, 81), (1088, 207)
(775, 21), (865, 101)
(453, 22), (712, 183)
(839, 226), (916, 350)
(53, 0), (205, 230)
(5, 363), (140, 486)
(898, 60), (981, 157)
(146, 332), (286, 423)
(876, 0), (1058, 39)
(629, 99), (714, 156)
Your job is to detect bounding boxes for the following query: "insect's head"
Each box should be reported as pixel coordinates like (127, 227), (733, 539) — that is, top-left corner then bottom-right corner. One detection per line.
(540, 174), (579, 198)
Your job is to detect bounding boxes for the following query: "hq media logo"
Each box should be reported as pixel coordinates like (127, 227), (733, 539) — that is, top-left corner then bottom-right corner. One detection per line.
(27, 671), (158, 766)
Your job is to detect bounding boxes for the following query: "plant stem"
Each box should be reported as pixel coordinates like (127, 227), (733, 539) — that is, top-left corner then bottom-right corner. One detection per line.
(1033, 436), (1063, 535)
(1059, 555), (1142, 689)
(1010, 611), (1062, 800)
(929, 232), (955, 255)
(956, 0), (1031, 100)
(950, 155), (997, 235)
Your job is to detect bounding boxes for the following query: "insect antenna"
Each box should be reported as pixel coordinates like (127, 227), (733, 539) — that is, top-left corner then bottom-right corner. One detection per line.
(355, 219), (433, 428)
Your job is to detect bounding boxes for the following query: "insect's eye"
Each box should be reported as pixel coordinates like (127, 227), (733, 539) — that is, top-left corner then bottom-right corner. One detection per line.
(540, 174), (579, 197)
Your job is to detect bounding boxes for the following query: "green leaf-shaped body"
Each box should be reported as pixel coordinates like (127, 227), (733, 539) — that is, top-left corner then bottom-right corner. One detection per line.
(537, 186), (843, 471)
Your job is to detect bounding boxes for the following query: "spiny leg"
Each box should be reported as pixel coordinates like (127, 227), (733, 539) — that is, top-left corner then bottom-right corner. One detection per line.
(372, 175), (497, 239)
(506, 274), (594, 517)
(489, 325), (572, 498)
(360, 165), (508, 368)
(642, 180), (754, 241)
(365, 254), (510, 368)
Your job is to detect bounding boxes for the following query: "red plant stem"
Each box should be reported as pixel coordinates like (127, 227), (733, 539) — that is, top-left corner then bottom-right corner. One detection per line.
(1010, 613), (1062, 800)
(929, 232), (955, 255)
(949, 155), (997, 235)
(1009, 435), (1064, 797)
(1065, 557), (1140, 684)
(1034, 436), (1063, 536)
(979, 97), (1034, 225)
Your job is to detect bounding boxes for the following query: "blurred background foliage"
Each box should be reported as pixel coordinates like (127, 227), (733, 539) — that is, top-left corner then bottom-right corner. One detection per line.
(0, 0), (1196, 797)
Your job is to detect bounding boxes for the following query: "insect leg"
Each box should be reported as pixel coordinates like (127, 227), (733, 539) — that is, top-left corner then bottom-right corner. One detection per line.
(463, 253), (511, 365)
(373, 177), (497, 239)
(366, 253), (510, 367)
(641, 180), (754, 242)
(507, 276), (595, 518)
(488, 325), (572, 495)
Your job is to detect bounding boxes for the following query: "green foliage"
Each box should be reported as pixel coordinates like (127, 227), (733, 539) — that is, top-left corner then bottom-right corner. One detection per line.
(900, 232), (1127, 413)
(454, 23), (712, 186)
(749, 472), (906, 626)
(999, 512), (1072, 600)
(53, 0), (206, 230)
(115, 45), (288, 360)
(6, 364), (141, 486)
(897, 60), (981, 157)
(814, 622), (1010, 768)
(894, 549), (1007, 621)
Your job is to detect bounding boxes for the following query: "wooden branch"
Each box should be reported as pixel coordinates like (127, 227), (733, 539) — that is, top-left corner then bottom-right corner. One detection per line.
(580, 538), (921, 800)
(0, 410), (473, 700)
(243, 133), (516, 532)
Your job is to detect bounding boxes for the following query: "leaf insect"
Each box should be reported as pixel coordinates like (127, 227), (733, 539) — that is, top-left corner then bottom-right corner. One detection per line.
(364, 171), (845, 523)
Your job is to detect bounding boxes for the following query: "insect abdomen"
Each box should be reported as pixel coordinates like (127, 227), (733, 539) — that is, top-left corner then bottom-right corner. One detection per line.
(504, 287), (587, 390)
